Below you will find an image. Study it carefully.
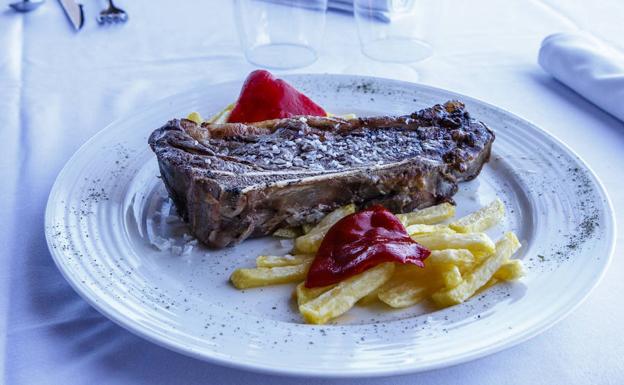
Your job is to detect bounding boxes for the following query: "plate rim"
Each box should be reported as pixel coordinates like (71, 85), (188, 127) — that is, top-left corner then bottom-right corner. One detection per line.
(44, 74), (617, 378)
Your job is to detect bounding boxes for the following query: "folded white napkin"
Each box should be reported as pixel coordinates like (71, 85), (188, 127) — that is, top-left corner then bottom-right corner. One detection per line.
(539, 33), (624, 122)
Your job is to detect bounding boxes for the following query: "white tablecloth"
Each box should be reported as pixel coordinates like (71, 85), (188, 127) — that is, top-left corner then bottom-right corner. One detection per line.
(2, 1), (623, 384)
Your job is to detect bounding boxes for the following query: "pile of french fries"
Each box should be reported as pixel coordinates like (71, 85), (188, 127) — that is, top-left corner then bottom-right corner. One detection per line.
(230, 198), (525, 324)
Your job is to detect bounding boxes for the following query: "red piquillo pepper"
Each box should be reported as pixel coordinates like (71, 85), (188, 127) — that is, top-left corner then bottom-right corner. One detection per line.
(305, 205), (430, 288)
(227, 70), (327, 123)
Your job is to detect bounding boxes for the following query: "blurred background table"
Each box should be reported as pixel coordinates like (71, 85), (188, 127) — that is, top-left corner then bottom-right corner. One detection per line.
(1, 1), (623, 384)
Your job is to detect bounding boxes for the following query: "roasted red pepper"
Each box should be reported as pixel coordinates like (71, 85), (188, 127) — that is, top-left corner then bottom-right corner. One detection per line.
(227, 70), (327, 123)
(305, 205), (430, 288)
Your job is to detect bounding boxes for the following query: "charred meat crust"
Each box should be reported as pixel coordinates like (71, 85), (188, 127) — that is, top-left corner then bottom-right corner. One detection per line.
(149, 101), (494, 248)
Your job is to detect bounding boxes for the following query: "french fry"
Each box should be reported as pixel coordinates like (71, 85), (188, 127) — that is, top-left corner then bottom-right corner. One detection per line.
(471, 251), (493, 263)
(450, 198), (505, 233)
(431, 232), (521, 307)
(272, 227), (301, 239)
(406, 223), (455, 235)
(295, 204), (356, 253)
(396, 203), (456, 226)
(294, 232), (326, 254)
(327, 112), (358, 120)
(207, 103), (235, 124)
(377, 278), (431, 308)
(390, 263), (440, 286)
(427, 249), (475, 269)
(390, 263), (423, 276)
(391, 257), (462, 289)
(294, 282), (335, 306)
(186, 111), (203, 124)
(377, 262), (441, 308)
(494, 259), (525, 281)
(314, 204), (356, 230)
(440, 265), (463, 288)
(231, 261), (312, 289)
(411, 232), (496, 255)
(302, 224), (314, 234)
(299, 263), (395, 324)
(256, 254), (313, 268)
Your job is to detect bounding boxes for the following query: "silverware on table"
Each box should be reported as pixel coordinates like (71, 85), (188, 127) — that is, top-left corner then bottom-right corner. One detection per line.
(9, 0), (45, 12)
(58, 0), (84, 30)
(97, 0), (128, 24)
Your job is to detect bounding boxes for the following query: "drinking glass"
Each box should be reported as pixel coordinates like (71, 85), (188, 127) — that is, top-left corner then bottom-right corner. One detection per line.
(354, 0), (433, 63)
(234, 0), (328, 69)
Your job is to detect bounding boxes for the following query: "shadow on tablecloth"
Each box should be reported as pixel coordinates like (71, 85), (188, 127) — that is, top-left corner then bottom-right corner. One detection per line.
(525, 71), (624, 130)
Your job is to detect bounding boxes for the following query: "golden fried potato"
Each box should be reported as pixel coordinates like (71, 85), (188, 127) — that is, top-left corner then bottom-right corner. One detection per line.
(450, 198), (505, 233)
(396, 203), (456, 226)
(299, 263), (395, 324)
(294, 232), (325, 254)
(295, 204), (356, 253)
(272, 227), (301, 239)
(494, 259), (525, 281)
(390, 262), (442, 287)
(294, 282), (335, 306)
(440, 265), (463, 288)
(376, 261), (442, 308)
(327, 112), (358, 120)
(186, 111), (203, 124)
(411, 232), (496, 255)
(377, 278), (431, 308)
(256, 254), (313, 268)
(427, 249), (475, 270)
(315, 204), (356, 230)
(230, 262), (311, 289)
(406, 223), (455, 235)
(432, 232), (521, 307)
(207, 103), (235, 124)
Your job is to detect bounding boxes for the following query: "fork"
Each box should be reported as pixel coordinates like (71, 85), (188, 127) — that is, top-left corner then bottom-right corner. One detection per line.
(97, 0), (128, 24)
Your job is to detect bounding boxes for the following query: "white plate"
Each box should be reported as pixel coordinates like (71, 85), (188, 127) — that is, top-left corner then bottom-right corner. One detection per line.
(45, 75), (615, 378)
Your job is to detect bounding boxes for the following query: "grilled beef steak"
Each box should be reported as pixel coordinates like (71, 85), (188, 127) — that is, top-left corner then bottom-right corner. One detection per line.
(149, 101), (494, 248)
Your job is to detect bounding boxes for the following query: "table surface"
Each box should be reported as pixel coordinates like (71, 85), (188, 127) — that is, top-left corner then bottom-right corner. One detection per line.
(2, 1), (623, 384)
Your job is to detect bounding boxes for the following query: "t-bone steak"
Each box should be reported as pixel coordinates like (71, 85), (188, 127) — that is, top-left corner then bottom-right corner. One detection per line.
(148, 101), (495, 248)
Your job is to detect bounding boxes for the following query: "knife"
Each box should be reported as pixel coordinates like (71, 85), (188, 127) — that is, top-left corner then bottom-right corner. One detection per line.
(58, 0), (84, 30)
